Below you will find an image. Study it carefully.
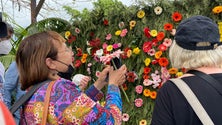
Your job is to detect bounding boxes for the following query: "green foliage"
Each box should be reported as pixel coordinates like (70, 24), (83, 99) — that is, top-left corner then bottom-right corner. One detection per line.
(62, 0), (221, 124)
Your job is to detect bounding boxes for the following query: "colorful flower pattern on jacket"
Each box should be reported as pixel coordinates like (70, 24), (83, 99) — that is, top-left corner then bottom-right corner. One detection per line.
(20, 78), (122, 125)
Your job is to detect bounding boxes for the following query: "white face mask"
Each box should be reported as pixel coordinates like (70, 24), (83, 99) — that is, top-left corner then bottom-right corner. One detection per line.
(0, 39), (12, 55)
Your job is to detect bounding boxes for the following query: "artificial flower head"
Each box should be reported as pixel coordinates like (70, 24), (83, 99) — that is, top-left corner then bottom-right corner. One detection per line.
(137, 10), (145, 18)
(154, 6), (163, 15)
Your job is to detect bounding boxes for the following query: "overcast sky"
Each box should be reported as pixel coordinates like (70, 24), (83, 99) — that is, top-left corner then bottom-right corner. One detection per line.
(1, 0), (136, 27)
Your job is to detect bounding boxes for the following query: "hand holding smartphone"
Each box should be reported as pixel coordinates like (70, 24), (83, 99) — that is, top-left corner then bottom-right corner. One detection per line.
(105, 57), (122, 82)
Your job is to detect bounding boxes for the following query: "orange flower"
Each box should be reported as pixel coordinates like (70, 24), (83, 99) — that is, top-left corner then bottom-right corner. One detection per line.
(143, 89), (151, 97)
(164, 23), (173, 31)
(82, 53), (88, 59)
(172, 12), (182, 22)
(150, 91), (157, 99)
(212, 6), (222, 14)
(81, 57), (87, 63)
(155, 51), (162, 59)
(156, 32), (165, 41)
(143, 74), (150, 79)
(168, 67), (178, 74)
(158, 57), (169, 67)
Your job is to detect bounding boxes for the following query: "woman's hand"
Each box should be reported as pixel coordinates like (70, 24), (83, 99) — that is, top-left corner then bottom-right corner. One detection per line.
(79, 76), (91, 91)
(94, 65), (111, 90)
(109, 64), (127, 86)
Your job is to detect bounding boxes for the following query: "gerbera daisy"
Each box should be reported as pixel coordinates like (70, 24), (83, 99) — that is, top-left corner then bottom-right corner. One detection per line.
(137, 10), (145, 18)
(154, 6), (163, 15)
(172, 12), (182, 22)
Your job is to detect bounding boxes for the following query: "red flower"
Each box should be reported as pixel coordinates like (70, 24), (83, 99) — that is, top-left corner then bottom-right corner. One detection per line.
(76, 48), (83, 57)
(67, 35), (76, 43)
(172, 12), (182, 22)
(74, 60), (82, 68)
(164, 23), (173, 31)
(158, 57), (169, 67)
(89, 32), (94, 37)
(158, 44), (167, 51)
(143, 41), (152, 53)
(103, 19), (109, 26)
(144, 27), (151, 38)
(156, 32), (165, 41)
(126, 71), (137, 83)
(89, 38), (101, 47)
(143, 74), (150, 79)
(144, 67), (151, 74)
(152, 59), (158, 65)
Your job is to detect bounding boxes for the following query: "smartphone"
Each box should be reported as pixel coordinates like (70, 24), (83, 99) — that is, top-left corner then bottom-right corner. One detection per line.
(105, 57), (122, 82)
(111, 57), (122, 70)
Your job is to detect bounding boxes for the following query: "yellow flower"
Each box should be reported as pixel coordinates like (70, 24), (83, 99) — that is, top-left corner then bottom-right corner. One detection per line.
(133, 47), (140, 54)
(144, 58), (151, 66)
(155, 51), (162, 59)
(129, 20), (136, 27)
(143, 89), (151, 97)
(115, 30), (121, 36)
(150, 30), (158, 37)
(127, 50), (132, 57)
(212, 6), (222, 14)
(137, 10), (145, 18)
(218, 22), (222, 33)
(139, 119), (147, 125)
(176, 72), (183, 77)
(106, 45), (113, 51)
(65, 31), (71, 38)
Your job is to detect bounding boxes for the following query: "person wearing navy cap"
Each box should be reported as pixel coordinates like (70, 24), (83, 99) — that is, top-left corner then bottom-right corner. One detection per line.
(151, 15), (222, 125)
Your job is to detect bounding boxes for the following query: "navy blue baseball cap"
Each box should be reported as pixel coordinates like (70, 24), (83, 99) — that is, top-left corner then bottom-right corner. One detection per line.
(175, 15), (221, 50)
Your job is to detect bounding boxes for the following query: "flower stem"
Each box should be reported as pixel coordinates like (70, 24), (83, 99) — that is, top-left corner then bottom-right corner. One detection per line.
(111, 59), (130, 103)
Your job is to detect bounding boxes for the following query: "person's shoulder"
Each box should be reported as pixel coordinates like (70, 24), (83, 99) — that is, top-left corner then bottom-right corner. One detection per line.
(55, 78), (80, 90)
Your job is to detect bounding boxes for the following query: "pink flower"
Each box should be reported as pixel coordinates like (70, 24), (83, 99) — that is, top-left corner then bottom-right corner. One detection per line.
(111, 49), (123, 58)
(143, 79), (152, 86)
(163, 38), (172, 47)
(135, 98), (143, 107)
(106, 33), (112, 40)
(75, 28), (80, 34)
(120, 28), (128, 37)
(147, 49), (155, 56)
(135, 85), (143, 94)
(95, 71), (100, 78)
(102, 43), (108, 50)
(161, 67), (170, 84)
(87, 63), (92, 67)
(158, 44), (167, 51)
(112, 43), (119, 49)
(87, 68), (91, 75)
(122, 113), (130, 122)
(100, 55), (113, 64)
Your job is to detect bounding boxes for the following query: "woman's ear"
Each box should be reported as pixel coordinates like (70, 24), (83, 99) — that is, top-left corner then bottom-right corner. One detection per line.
(45, 58), (56, 69)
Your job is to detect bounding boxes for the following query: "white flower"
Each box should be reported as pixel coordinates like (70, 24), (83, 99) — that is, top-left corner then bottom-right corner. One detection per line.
(86, 47), (91, 54)
(154, 6), (163, 15)
(95, 49), (104, 57)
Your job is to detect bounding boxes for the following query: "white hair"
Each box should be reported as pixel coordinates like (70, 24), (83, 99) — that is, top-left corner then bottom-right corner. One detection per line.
(169, 40), (222, 69)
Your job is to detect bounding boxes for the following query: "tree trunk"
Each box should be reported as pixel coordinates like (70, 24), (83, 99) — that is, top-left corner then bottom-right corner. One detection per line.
(31, 0), (45, 24)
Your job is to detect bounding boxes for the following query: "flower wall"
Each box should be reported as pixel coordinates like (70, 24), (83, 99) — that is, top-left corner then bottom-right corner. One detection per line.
(63, 0), (222, 124)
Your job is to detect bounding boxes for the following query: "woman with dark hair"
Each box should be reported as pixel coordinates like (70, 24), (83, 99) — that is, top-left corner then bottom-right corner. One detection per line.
(16, 31), (127, 124)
